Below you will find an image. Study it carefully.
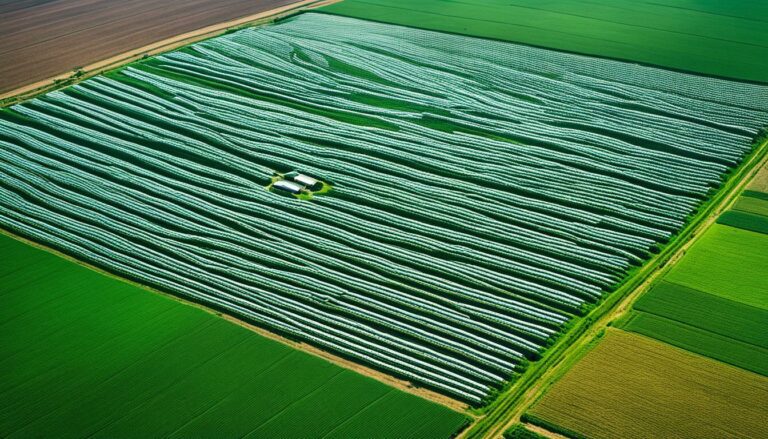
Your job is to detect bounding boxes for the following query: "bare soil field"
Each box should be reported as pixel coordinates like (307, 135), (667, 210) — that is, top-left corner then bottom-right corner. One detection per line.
(0, 0), (298, 93)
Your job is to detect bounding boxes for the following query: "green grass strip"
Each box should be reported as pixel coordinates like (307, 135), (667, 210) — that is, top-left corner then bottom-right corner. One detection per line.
(743, 190), (768, 201)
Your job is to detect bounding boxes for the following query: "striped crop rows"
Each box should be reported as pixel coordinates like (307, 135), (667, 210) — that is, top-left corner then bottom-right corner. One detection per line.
(0, 14), (765, 402)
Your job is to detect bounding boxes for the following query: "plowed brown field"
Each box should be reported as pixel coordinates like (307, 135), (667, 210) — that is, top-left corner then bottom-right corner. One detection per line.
(0, 0), (297, 93)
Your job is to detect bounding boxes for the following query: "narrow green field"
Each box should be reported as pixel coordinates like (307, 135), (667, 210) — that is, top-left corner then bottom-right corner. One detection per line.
(665, 224), (768, 309)
(717, 210), (768, 234)
(527, 330), (768, 439)
(621, 312), (768, 376)
(633, 281), (767, 348)
(321, 0), (768, 83)
(0, 234), (468, 438)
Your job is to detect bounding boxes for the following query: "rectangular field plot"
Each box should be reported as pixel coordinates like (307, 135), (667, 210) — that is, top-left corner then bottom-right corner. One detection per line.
(633, 281), (768, 348)
(0, 234), (467, 438)
(322, 0), (768, 83)
(0, 13), (766, 402)
(622, 312), (768, 376)
(717, 210), (768, 234)
(0, 0), (298, 93)
(665, 224), (768, 310)
(527, 330), (768, 439)
(733, 192), (768, 217)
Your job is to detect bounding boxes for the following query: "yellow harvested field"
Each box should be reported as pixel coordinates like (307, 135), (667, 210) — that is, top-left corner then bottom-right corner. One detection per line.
(747, 162), (768, 193)
(528, 330), (768, 439)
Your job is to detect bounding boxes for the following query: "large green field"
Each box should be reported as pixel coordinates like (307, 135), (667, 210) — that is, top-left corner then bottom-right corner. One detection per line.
(527, 330), (768, 439)
(665, 224), (768, 310)
(321, 0), (768, 83)
(0, 233), (468, 438)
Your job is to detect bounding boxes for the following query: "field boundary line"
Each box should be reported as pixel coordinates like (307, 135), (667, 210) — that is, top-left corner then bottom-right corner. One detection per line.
(463, 138), (768, 438)
(0, 0), (340, 106)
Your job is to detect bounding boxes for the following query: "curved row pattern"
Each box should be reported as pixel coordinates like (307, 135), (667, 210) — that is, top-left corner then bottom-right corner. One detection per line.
(0, 13), (765, 402)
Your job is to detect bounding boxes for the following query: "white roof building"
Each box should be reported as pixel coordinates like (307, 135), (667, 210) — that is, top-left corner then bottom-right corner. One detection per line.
(293, 174), (319, 187)
(273, 180), (304, 194)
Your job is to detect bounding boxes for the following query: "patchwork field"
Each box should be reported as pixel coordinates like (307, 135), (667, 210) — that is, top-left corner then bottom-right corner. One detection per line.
(632, 281), (767, 349)
(718, 210), (768, 234)
(622, 197), (768, 376)
(0, 0), (298, 93)
(322, 0), (768, 83)
(622, 312), (768, 376)
(719, 190), (768, 234)
(523, 169), (768, 437)
(1, 12), (766, 403)
(527, 330), (768, 439)
(0, 233), (467, 438)
(665, 224), (768, 310)
(733, 191), (768, 216)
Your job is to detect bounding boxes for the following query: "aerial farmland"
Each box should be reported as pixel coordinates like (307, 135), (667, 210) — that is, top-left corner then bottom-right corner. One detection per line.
(1, 1), (766, 438)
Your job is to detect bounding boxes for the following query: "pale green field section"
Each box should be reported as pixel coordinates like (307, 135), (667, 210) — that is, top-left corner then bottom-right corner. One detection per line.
(0, 234), (468, 438)
(665, 224), (768, 310)
(733, 194), (768, 217)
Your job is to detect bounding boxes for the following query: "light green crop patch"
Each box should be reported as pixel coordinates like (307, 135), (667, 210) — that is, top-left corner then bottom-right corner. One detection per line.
(665, 224), (768, 310)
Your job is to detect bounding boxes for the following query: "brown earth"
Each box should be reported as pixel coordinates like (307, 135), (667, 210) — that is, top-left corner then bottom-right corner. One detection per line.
(0, 0), (301, 93)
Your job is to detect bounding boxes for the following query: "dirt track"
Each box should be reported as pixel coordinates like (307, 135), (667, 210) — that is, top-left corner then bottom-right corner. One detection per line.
(0, 0), (299, 93)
